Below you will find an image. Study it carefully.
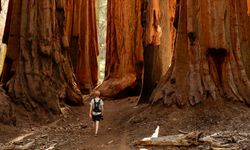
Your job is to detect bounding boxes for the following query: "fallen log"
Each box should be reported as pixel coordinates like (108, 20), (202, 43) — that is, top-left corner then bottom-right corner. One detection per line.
(211, 147), (239, 150)
(135, 131), (202, 146)
(2, 140), (35, 150)
(136, 130), (246, 149)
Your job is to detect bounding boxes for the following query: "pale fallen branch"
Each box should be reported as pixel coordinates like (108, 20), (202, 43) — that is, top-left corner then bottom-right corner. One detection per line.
(178, 130), (189, 134)
(9, 132), (34, 144)
(1, 140), (35, 150)
(45, 143), (57, 150)
(135, 129), (248, 148)
(211, 147), (239, 150)
(135, 131), (202, 146)
(200, 135), (227, 147)
(151, 125), (159, 138)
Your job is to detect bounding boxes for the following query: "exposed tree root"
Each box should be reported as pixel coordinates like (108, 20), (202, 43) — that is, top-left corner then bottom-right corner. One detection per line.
(97, 73), (136, 97)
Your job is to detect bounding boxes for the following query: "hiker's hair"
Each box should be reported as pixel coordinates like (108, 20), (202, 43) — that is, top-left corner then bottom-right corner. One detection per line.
(93, 90), (100, 97)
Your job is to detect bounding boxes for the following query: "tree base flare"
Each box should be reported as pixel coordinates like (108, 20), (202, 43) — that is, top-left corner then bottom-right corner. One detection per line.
(97, 73), (137, 98)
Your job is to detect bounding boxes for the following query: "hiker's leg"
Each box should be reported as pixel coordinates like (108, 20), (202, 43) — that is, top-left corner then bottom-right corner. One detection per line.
(95, 121), (99, 135)
(92, 115), (95, 129)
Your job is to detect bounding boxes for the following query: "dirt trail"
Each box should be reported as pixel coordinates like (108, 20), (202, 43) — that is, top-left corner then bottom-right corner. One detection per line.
(1, 97), (250, 149)
(80, 97), (138, 149)
(0, 97), (142, 150)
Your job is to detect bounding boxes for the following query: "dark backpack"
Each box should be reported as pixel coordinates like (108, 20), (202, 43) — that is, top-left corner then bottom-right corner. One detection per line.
(93, 99), (101, 112)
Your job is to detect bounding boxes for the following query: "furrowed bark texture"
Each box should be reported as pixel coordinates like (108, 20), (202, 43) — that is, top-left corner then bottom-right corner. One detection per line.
(139, 0), (175, 103)
(3, 0), (83, 114)
(151, 0), (250, 106)
(63, 0), (99, 93)
(97, 0), (143, 97)
(240, 1), (250, 78)
(248, 0), (250, 15)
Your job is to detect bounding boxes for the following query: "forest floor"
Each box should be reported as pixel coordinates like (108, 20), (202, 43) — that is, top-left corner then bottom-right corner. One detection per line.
(1, 97), (250, 150)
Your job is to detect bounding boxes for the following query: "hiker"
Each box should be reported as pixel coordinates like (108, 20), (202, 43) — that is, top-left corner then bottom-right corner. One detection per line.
(89, 90), (104, 136)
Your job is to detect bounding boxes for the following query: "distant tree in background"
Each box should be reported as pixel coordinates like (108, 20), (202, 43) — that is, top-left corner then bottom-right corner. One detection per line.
(63, 0), (99, 94)
(97, 0), (144, 97)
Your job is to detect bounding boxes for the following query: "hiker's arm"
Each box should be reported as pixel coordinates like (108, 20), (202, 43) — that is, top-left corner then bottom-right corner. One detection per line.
(101, 105), (104, 115)
(89, 104), (92, 118)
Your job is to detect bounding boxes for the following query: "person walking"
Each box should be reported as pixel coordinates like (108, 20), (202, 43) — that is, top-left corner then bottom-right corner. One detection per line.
(89, 90), (104, 136)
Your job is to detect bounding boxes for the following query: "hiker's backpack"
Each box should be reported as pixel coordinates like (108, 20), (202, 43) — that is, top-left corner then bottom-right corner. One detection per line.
(93, 99), (101, 112)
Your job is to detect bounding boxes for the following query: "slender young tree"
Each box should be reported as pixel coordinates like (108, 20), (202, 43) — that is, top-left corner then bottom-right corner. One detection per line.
(150, 0), (250, 106)
(97, 0), (144, 97)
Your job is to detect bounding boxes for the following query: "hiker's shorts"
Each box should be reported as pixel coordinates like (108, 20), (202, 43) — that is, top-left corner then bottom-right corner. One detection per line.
(92, 114), (103, 121)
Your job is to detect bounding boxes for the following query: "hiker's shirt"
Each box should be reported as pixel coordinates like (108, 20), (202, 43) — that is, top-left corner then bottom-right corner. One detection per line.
(90, 98), (104, 116)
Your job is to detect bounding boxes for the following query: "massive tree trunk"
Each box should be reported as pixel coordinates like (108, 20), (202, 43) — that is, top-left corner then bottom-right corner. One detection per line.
(2, 0), (83, 115)
(62, 0), (99, 94)
(139, 0), (175, 103)
(244, 0), (250, 78)
(97, 0), (143, 97)
(150, 0), (250, 106)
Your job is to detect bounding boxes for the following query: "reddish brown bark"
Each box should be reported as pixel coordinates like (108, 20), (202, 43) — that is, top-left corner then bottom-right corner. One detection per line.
(240, 1), (250, 78)
(139, 0), (175, 103)
(144, 0), (161, 46)
(248, 0), (250, 15)
(97, 0), (143, 97)
(76, 0), (99, 93)
(62, 0), (99, 93)
(151, 0), (250, 106)
(2, 0), (83, 115)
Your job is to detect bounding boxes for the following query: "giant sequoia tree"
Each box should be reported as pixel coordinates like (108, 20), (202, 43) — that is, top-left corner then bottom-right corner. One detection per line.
(62, 0), (99, 93)
(97, 0), (144, 97)
(139, 0), (176, 103)
(150, 0), (250, 106)
(1, 0), (84, 115)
